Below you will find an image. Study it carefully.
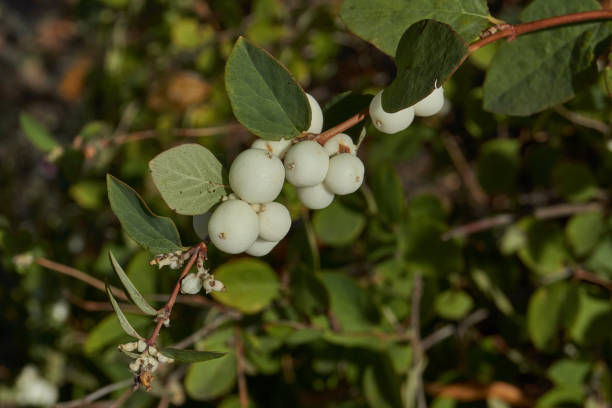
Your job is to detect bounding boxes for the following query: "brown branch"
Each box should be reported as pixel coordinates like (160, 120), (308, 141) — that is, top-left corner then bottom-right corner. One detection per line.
(554, 106), (611, 135)
(37, 257), (128, 301)
(234, 326), (250, 408)
(469, 10), (612, 53)
(309, 108), (369, 145)
(573, 268), (612, 292)
(421, 309), (489, 351)
(443, 201), (604, 240)
(171, 314), (235, 350)
(440, 133), (488, 207)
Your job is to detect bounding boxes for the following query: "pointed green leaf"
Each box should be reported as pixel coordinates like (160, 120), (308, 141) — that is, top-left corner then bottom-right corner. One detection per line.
(20, 113), (60, 152)
(159, 348), (226, 363)
(109, 251), (157, 316)
(225, 36), (310, 140)
(483, 0), (610, 115)
(382, 20), (468, 112)
(341, 0), (489, 56)
(149, 144), (229, 215)
(105, 283), (144, 340)
(107, 174), (182, 254)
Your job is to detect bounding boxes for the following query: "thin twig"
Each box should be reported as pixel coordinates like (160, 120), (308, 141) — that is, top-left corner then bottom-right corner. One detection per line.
(409, 273), (427, 408)
(469, 10), (612, 53)
(421, 309), (489, 351)
(554, 106), (610, 135)
(54, 379), (133, 408)
(108, 388), (134, 408)
(309, 108), (369, 145)
(573, 268), (612, 292)
(235, 326), (250, 408)
(440, 133), (488, 207)
(171, 314), (234, 349)
(443, 201), (605, 240)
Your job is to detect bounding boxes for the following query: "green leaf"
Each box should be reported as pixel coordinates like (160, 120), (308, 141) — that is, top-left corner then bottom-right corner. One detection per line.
(535, 385), (585, 408)
(69, 181), (106, 210)
(585, 236), (612, 277)
(547, 359), (591, 386)
(569, 287), (612, 345)
(312, 201), (366, 246)
(517, 219), (571, 276)
(105, 284), (144, 340)
(320, 271), (379, 331)
(20, 113), (60, 152)
(483, 0), (609, 116)
(109, 251), (157, 316)
(107, 174), (182, 254)
(159, 348), (226, 363)
(382, 20), (468, 112)
(185, 352), (237, 401)
(363, 363), (403, 408)
(477, 139), (520, 195)
(434, 290), (474, 320)
(149, 144), (228, 215)
(471, 267), (514, 315)
(566, 211), (604, 257)
(211, 259), (280, 314)
(527, 282), (576, 350)
(225, 36), (310, 140)
(340, 0), (489, 56)
(84, 314), (151, 354)
(371, 164), (405, 224)
(552, 162), (598, 203)
(323, 92), (372, 138)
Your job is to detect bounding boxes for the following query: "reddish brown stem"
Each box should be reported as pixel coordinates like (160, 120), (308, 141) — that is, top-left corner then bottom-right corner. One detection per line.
(573, 268), (612, 292)
(311, 108), (369, 145)
(147, 244), (205, 346)
(469, 10), (612, 53)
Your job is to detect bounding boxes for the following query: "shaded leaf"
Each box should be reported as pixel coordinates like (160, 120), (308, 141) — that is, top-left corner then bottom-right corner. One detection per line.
(566, 211), (604, 257)
(225, 36), (310, 140)
(477, 139), (520, 195)
(434, 290), (474, 320)
(109, 251), (157, 316)
(20, 113), (60, 152)
(106, 283), (144, 340)
(382, 20), (468, 112)
(84, 314), (151, 354)
(107, 174), (182, 254)
(569, 287), (612, 345)
(517, 219), (571, 276)
(547, 359), (591, 386)
(340, 0), (489, 56)
(483, 0), (609, 115)
(211, 259), (279, 314)
(159, 348), (226, 363)
(363, 362), (403, 408)
(185, 352), (237, 401)
(312, 201), (366, 246)
(323, 92), (372, 138)
(552, 162), (598, 203)
(149, 144), (228, 215)
(527, 282), (576, 350)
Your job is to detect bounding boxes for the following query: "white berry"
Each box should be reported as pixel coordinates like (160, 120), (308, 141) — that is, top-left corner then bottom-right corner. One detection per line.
(324, 154), (365, 195)
(246, 239), (278, 257)
(297, 183), (334, 209)
(413, 87), (444, 117)
(284, 140), (329, 187)
(180, 273), (202, 295)
(251, 138), (292, 159)
(257, 202), (291, 242)
(229, 148), (285, 203)
(208, 199), (259, 254)
(192, 212), (210, 240)
(306, 93), (323, 134)
(323, 133), (356, 156)
(369, 90), (415, 134)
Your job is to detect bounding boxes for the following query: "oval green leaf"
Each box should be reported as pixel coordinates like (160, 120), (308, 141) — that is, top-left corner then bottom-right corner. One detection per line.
(312, 201), (366, 246)
(107, 174), (182, 254)
(381, 20), (468, 112)
(211, 259), (280, 314)
(185, 352), (237, 401)
(20, 113), (60, 153)
(109, 251), (157, 316)
(434, 290), (474, 320)
(340, 0), (489, 56)
(149, 144), (229, 215)
(225, 37), (310, 140)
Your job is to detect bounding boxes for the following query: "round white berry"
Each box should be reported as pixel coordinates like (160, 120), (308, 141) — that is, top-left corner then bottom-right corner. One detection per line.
(192, 212), (210, 240)
(306, 93), (323, 134)
(251, 138), (292, 159)
(369, 90), (415, 134)
(297, 183), (334, 209)
(180, 273), (202, 295)
(229, 148), (285, 203)
(323, 133), (356, 156)
(324, 154), (365, 195)
(284, 140), (329, 187)
(246, 239), (278, 257)
(208, 199), (259, 254)
(413, 87), (444, 117)
(257, 202), (291, 242)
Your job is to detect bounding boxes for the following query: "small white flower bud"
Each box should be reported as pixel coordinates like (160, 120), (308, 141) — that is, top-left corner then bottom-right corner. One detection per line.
(129, 359), (142, 373)
(137, 340), (147, 353)
(119, 342), (138, 352)
(180, 273), (203, 295)
(148, 346), (158, 357)
(203, 279), (225, 294)
(157, 353), (170, 363)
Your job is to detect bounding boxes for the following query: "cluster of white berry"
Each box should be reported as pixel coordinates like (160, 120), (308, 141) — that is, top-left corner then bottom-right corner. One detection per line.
(369, 87), (445, 134)
(193, 93), (364, 256)
(119, 340), (174, 375)
(180, 249), (225, 295)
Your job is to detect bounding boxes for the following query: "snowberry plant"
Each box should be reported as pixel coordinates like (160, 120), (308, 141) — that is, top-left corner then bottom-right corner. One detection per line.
(91, 0), (612, 402)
